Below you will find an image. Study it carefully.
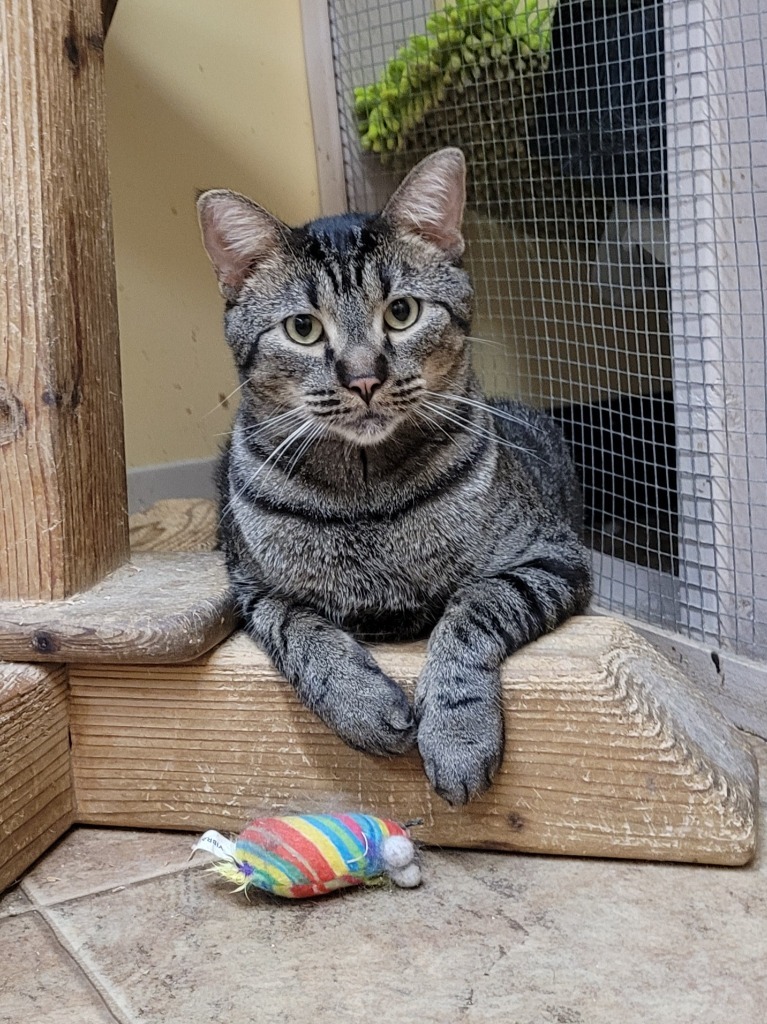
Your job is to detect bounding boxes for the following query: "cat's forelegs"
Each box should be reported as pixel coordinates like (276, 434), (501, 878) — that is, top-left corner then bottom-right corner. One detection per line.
(245, 595), (417, 756)
(416, 535), (592, 804)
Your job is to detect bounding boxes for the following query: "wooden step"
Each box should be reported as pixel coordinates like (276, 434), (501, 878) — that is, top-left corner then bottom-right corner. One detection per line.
(68, 615), (759, 866)
(0, 660), (74, 891)
(0, 552), (236, 664)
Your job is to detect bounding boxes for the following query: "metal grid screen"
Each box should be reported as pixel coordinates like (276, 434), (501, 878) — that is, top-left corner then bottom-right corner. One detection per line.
(327, 0), (767, 661)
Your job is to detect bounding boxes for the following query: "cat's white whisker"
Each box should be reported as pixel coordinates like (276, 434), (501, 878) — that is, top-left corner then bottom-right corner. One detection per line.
(241, 407), (305, 439)
(422, 400), (537, 459)
(465, 334), (505, 349)
(203, 378), (249, 417)
(283, 421), (326, 484)
(422, 389), (543, 433)
(223, 419), (314, 516)
(250, 421), (317, 500)
(215, 409), (301, 441)
(409, 407), (454, 445)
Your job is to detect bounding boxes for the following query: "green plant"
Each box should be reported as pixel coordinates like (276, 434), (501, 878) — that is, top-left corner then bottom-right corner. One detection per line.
(354, 0), (556, 155)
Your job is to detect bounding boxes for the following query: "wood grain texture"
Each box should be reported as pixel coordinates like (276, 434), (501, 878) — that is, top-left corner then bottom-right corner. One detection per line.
(129, 499), (218, 554)
(0, 661), (74, 891)
(69, 616), (759, 865)
(0, 0), (128, 601)
(0, 553), (236, 664)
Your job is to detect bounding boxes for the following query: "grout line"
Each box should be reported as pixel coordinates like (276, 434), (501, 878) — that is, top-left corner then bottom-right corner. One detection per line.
(16, 857), (215, 1024)
(23, 898), (137, 1024)
(0, 888), (36, 921)
(20, 856), (215, 910)
(0, 907), (36, 920)
(18, 826), (207, 907)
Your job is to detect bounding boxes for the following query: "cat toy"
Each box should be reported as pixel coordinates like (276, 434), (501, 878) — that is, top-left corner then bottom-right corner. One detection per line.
(192, 813), (422, 899)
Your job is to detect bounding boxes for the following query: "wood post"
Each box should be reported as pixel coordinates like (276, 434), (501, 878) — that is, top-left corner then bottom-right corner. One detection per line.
(0, 0), (128, 601)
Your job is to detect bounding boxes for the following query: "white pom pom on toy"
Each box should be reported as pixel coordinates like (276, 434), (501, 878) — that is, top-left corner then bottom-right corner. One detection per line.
(381, 833), (421, 887)
(382, 834), (417, 871)
(388, 862), (422, 888)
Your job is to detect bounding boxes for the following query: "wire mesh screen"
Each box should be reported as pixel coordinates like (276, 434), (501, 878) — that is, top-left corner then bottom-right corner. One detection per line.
(327, 0), (767, 661)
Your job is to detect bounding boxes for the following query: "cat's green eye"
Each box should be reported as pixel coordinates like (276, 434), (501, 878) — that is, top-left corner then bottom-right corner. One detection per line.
(284, 314), (324, 346)
(384, 296), (420, 331)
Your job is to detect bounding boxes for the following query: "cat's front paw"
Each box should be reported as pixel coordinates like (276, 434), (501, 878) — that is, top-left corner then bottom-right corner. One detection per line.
(313, 659), (417, 758)
(416, 666), (504, 805)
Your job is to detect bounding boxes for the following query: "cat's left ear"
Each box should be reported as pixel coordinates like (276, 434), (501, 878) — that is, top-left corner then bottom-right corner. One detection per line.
(196, 189), (286, 300)
(383, 148), (466, 260)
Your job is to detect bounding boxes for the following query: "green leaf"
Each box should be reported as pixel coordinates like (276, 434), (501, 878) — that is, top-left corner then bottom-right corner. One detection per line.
(353, 0), (556, 157)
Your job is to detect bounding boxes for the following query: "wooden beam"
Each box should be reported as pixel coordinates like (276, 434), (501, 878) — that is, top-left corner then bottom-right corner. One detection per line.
(0, 0), (128, 601)
(68, 617), (759, 866)
(0, 661), (74, 891)
(0, 553), (236, 664)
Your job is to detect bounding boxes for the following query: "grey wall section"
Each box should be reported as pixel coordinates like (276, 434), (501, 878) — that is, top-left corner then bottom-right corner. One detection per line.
(127, 458), (217, 514)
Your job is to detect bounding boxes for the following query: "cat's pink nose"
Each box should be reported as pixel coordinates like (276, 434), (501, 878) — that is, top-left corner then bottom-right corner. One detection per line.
(347, 376), (383, 405)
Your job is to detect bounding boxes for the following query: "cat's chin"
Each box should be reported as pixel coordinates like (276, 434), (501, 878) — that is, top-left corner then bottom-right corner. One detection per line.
(328, 412), (402, 447)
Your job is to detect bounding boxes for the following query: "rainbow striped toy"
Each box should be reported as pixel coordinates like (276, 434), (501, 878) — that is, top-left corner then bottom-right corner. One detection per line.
(193, 813), (421, 898)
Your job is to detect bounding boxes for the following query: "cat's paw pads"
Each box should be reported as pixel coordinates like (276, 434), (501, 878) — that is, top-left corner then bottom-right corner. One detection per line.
(417, 698), (503, 805)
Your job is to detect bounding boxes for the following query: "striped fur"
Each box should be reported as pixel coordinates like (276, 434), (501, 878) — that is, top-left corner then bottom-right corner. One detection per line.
(198, 149), (592, 805)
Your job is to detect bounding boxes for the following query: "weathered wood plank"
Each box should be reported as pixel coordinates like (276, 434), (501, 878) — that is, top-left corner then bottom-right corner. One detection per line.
(0, 662), (74, 891)
(0, 0), (128, 601)
(129, 498), (218, 554)
(0, 553), (236, 664)
(69, 617), (759, 865)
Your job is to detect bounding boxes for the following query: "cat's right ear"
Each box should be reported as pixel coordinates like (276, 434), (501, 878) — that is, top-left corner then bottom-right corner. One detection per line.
(196, 190), (285, 300)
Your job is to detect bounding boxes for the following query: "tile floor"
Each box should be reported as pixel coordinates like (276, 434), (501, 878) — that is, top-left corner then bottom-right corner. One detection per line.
(2, 737), (766, 1024)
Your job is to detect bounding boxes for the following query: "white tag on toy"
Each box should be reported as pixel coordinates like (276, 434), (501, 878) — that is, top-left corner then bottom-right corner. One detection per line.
(192, 829), (236, 860)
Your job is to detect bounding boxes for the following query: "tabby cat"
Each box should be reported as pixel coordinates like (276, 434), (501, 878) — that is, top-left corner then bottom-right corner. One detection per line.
(197, 149), (592, 805)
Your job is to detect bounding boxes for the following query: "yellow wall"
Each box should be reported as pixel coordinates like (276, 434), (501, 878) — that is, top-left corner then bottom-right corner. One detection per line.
(105, 0), (320, 468)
